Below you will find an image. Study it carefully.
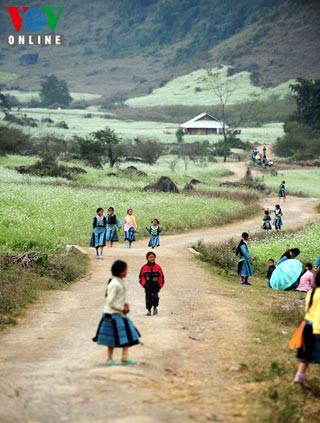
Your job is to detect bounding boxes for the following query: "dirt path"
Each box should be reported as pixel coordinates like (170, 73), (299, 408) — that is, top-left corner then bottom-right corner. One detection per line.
(0, 169), (319, 423)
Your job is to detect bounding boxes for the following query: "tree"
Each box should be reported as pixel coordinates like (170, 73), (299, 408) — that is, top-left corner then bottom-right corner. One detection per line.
(175, 127), (184, 143)
(290, 78), (320, 130)
(205, 68), (258, 162)
(0, 89), (11, 112)
(75, 127), (122, 167)
(40, 75), (72, 107)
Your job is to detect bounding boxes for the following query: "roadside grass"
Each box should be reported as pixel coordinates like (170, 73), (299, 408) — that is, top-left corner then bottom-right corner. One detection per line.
(195, 221), (320, 277)
(0, 250), (89, 330)
(126, 66), (293, 107)
(199, 261), (320, 423)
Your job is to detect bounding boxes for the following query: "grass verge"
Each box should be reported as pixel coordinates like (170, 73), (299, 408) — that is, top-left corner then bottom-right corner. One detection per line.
(0, 250), (89, 330)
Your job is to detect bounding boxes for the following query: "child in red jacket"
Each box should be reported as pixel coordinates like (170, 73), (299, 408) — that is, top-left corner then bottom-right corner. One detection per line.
(139, 251), (165, 316)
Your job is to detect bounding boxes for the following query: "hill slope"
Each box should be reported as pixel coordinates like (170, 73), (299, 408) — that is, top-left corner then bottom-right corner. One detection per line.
(0, 0), (319, 99)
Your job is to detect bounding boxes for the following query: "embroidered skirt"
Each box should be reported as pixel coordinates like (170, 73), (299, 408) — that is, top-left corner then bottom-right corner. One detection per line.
(106, 225), (119, 242)
(90, 227), (106, 247)
(93, 313), (141, 348)
(124, 227), (136, 242)
(296, 321), (320, 363)
(148, 235), (160, 247)
(237, 259), (254, 277)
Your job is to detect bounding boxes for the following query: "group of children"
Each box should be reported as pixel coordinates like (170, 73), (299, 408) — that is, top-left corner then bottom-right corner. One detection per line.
(236, 233), (320, 386)
(261, 181), (286, 232)
(90, 207), (163, 258)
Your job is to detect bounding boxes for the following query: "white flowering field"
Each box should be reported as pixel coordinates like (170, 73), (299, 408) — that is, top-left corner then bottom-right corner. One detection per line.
(262, 169), (320, 198)
(0, 166), (246, 253)
(250, 222), (320, 267)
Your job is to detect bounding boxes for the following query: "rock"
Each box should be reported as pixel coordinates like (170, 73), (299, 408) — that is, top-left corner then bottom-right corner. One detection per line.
(183, 183), (194, 192)
(144, 176), (179, 193)
(190, 178), (201, 185)
(124, 166), (148, 177)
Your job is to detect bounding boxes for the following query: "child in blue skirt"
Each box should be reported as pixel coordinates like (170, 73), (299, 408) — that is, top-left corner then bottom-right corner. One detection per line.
(106, 207), (121, 248)
(146, 219), (162, 248)
(92, 260), (141, 366)
(90, 207), (107, 258)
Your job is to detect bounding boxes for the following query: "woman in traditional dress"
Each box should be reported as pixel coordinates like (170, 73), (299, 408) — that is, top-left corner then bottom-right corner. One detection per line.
(146, 219), (162, 248)
(270, 204), (283, 231)
(92, 260), (141, 366)
(236, 232), (254, 286)
(278, 180), (286, 201)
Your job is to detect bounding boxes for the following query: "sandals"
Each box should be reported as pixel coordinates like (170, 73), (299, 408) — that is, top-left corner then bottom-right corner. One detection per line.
(121, 359), (137, 366)
(104, 359), (116, 366)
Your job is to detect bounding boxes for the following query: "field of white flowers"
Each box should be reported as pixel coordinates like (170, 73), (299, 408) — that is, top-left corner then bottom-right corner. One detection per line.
(250, 221), (320, 268)
(262, 169), (320, 198)
(0, 165), (247, 253)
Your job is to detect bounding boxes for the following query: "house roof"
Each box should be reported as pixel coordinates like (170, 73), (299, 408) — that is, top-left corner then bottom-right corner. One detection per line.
(180, 113), (228, 129)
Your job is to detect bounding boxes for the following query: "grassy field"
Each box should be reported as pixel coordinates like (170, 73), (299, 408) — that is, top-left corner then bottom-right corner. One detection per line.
(126, 67), (293, 107)
(261, 169), (320, 198)
(0, 161), (253, 253)
(0, 107), (284, 144)
(0, 72), (19, 84)
(3, 90), (102, 103)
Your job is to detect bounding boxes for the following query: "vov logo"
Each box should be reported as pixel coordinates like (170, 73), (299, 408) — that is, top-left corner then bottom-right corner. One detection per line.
(6, 6), (64, 46)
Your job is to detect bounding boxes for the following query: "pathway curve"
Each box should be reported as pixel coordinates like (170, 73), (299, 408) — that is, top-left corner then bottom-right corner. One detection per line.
(0, 167), (318, 423)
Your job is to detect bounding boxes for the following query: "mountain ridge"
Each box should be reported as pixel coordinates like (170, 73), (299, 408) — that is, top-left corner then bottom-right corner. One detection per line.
(0, 0), (319, 99)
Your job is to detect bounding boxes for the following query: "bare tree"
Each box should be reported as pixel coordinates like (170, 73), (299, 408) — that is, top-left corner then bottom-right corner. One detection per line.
(205, 69), (259, 162)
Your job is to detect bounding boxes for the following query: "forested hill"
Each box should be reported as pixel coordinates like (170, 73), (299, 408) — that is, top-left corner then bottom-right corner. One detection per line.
(0, 0), (319, 99)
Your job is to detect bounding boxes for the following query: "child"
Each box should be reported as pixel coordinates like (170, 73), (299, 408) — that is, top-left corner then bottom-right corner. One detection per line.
(90, 207), (107, 258)
(124, 208), (137, 248)
(270, 204), (283, 231)
(92, 260), (141, 366)
(292, 269), (320, 387)
(296, 263), (315, 293)
(278, 180), (286, 201)
(262, 210), (272, 231)
(236, 232), (254, 286)
(146, 219), (162, 248)
(139, 252), (165, 316)
(267, 258), (276, 288)
(106, 207), (121, 248)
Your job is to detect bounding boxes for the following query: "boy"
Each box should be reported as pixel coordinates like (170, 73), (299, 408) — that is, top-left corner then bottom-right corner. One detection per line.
(139, 252), (165, 316)
(267, 258), (276, 288)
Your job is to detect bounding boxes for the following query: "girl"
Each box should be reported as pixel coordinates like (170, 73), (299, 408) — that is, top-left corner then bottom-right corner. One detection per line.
(92, 260), (141, 366)
(262, 209), (272, 231)
(292, 270), (320, 387)
(106, 207), (121, 248)
(90, 207), (107, 258)
(270, 204), (283, 231)
(296, 263), (315, 293)
(278, 180), (286, 201)
(146, 219), (162, 248)
(124, 208), (137, 248)
(236, 232), (254, 286)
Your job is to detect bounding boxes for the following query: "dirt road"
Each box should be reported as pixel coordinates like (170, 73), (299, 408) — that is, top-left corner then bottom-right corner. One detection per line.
(0, 182), (318, 422)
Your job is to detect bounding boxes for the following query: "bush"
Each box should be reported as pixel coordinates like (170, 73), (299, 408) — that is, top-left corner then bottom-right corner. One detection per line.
(0, 126), (33, 155)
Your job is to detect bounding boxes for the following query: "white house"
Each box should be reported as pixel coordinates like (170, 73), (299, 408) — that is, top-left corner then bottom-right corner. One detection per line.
(180, 112), (230, 135)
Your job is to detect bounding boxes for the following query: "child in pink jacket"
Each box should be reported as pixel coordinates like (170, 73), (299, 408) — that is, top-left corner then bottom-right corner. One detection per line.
(296, 263), (315, 292)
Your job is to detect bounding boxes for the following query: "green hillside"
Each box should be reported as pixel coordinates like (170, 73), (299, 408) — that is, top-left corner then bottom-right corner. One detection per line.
(0, 0), (319, 99)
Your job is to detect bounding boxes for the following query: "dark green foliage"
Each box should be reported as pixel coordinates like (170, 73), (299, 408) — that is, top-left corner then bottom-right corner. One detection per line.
(40, 74), (72, 107)
(175, 127), (184, 143)
(75, 127), (122, 167)
(128, 139), (164, 165)
(290, 78), (320, 130)
(274, 78), (320, 160)
(0, 126), (33, 155)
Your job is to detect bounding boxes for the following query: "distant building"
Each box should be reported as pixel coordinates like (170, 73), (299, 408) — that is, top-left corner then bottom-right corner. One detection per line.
(181, 112), (240, 135)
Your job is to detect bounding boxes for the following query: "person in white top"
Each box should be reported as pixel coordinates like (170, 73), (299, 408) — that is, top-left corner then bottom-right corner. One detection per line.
(92, 260), (141, 366)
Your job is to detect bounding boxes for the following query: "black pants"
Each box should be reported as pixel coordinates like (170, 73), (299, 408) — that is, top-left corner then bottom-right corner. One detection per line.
(145, 291), (159, 310)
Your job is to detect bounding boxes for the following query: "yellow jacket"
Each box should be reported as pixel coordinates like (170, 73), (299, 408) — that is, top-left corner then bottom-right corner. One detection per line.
(305, 288), (320, 334)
